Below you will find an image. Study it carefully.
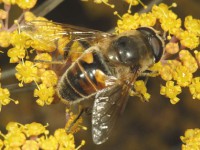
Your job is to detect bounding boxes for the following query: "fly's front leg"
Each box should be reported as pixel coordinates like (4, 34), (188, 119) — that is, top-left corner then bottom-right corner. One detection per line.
(140, 70), (159, 78)
(130, 70), (158, 102)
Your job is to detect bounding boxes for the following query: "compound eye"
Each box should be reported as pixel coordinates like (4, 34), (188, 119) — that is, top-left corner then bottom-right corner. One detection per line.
(150, 36), (163, 63)
(137, 27), (164, 63)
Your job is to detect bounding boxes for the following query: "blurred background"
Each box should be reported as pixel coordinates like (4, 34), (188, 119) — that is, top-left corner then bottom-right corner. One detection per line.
(0, 0), (200, 149)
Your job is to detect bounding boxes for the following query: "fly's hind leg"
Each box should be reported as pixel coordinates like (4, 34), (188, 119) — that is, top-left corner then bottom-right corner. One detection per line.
(34, 59), (65, 64)
(66, 107), (88, 134)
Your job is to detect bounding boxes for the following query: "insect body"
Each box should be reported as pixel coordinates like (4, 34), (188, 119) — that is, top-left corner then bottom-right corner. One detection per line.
(58, 48), (112, 103)
(21, 21), (164, 145)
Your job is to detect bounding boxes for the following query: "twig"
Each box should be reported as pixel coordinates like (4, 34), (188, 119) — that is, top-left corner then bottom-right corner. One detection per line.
(32, 0), (65, 17)
(139, 0), (164, 14)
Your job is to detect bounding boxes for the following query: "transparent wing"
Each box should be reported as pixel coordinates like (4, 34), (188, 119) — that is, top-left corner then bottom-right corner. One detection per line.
(20, 20), (112, 62)
(20, 20), (111, 46)
(92, 84), (130, 145)
(92, 66), (140, 145)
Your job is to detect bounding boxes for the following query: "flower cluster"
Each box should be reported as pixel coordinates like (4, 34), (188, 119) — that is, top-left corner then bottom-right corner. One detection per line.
(160, 81), (182, 104)
(0, 0), (66, 108)
(0, 87), (19, 111)
(15, 61), (38, 86)
(0, 2), (86, 149)
(114, 4), (200, 148)
(124, 0), (147, 13)
(189, 77), (200, 100)
(130, 80), (151, 101)
(116, 3), (200, 104)
(0, 121), (85, 150)
(181, 128), (200, 150)
(87, 0), (115, 8)
(0, 0), (199, 149)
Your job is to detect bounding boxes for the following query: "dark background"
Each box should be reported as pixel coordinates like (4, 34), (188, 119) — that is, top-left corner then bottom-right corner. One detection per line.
(0, 0), (200, 150)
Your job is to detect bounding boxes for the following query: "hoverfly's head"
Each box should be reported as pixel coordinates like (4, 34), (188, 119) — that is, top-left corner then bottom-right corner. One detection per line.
(107, 27), (164, 71)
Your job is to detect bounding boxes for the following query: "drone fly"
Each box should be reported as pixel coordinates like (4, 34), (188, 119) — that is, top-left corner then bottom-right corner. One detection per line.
(21, 20), (164, 144)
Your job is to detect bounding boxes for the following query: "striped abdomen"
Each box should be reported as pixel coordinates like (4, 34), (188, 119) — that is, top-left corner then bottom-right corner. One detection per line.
(57, 48), (112, 103)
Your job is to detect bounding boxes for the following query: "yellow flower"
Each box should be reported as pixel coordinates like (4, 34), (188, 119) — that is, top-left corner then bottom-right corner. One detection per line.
(34, 53), (52, 69)
(160, 17), (181, 35)
(24, 11), (47, 22)
(54, 129), (75, 149)
(94, 0), (108, 4)
(0, 87), (11, 106)
(152, 3), (176, 20)
(160, 81), (182, 104)
(130, 80), (150, 101)
(152, 3), (169, 19)
(24, 11), (37, 22)
(0, 87), (18, 111)
(159, 64), (173, 81)
(179, 50), (198, 73)
(151, 3), (182, 35)
(139, 13), (156, 27)
(0, 9), (7, 19)
(0, 31), (11, 47)
(0, 139), (3, 149)
(184, 16), (200, 36)
(34, 84), (55, 106)
(165, 42), (179, 54)
(150, 62), (162, 74)
(15, 61), (38, 86)
(7, 47), (26, 63)
(4, 131), (26, 148)
(189, 77), (200, 100)
(16, 0), (37, 9)
(93, 0), (114, 8)
(0, 121), (85, 150)
(39, 136), (58, 150)
(125, 0), (139, 6)
(10, 31), (31, 48)
(6, 122), (22, 132)
(181, 128), (200, 150)
(154, 60), (182, 81)
(178, 30), (199, 49)
(23, 122), (49, 137)
(173, 65), (193, 87)
(124, 0), (147, 13)
(40, 70), (58, 87)
(22, 140), (39, 150)
(116, 13), (140, 33)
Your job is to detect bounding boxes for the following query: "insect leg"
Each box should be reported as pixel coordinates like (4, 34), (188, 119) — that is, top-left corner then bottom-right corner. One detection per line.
(66, 108), (85, 133)
(34, 59), (65, 64)
(140, 69), (159, 77)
